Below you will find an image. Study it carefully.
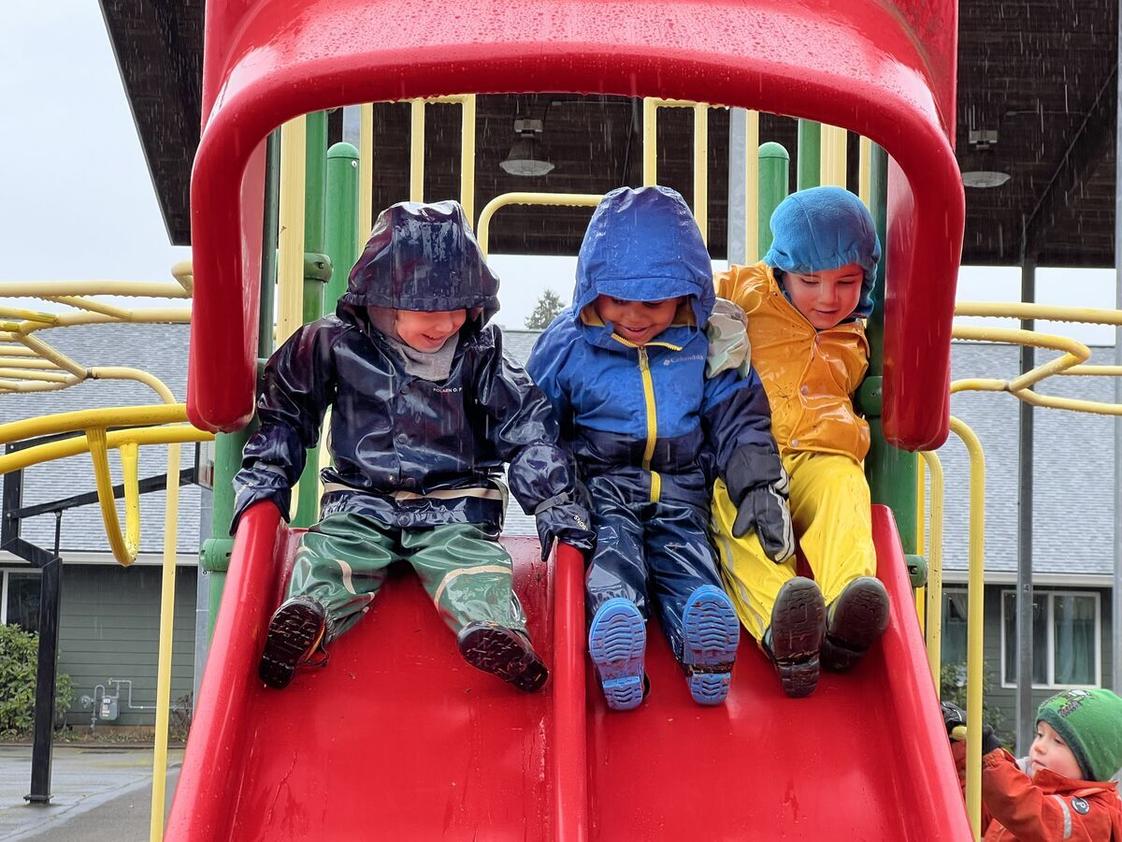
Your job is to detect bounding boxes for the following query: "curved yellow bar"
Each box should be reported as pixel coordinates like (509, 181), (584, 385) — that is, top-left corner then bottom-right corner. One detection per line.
(956, 300), (1122, 325)
(948, 417), (985, 842)
(86, 428), (141, 566)
(920, 450), (945, 686)
(476, 192), (604, 257)
(0, 404), (188, 446)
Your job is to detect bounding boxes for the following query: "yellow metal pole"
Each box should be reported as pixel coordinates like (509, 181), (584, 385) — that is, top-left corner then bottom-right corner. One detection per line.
(642, 98), (657, 186)
(0, 424), (208, 475)
(858, 136), (873, 207)
(745, 110), (760, 263)
(461, 95), (477, 224)
(410, 99), (425, 202)
(921, 450), (945, 687)
(949, 416), (985, 842)
(277, 116), (307, 345)
(915, 454), (926, 626)
(358, 103), (374, 243)
(693, 103), (708, 244)
(820, 124), (847, 188)
(0, 281), (190, 298)
(148, 442), (181, 842)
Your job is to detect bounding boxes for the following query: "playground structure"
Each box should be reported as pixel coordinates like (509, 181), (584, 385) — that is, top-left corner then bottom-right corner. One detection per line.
(2, 0), (1122, 840)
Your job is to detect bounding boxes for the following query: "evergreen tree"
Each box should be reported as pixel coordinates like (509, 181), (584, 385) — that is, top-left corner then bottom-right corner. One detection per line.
(525, 289), (565, 329)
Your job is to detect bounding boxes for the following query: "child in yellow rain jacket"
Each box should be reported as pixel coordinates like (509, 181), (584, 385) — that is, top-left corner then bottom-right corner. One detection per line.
(712, 186), (888, 699)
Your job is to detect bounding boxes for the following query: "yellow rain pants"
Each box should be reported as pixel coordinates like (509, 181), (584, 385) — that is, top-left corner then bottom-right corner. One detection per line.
(712, 451), (875, 642)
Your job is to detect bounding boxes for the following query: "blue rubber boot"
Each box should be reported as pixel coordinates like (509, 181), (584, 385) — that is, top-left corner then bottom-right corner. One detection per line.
(588, 598), (647, 711)
(681, 585), (740, 705)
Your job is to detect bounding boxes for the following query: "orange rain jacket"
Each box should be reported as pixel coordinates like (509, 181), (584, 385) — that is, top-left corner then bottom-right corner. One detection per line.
(715, 262), (870, 462)
(954, 744), (1122, 841)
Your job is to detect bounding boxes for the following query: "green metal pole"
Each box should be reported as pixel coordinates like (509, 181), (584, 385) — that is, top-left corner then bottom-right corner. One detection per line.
(757, 142), (790, 257)
(324, 142), (360, 306)
(797, 119), (821, 191)
(201, 130), (282, 636)
(292, 114), (331, 528)
(861, 144), (920, 560)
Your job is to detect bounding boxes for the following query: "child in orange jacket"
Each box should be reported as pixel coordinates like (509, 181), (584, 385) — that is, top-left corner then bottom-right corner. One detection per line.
(944, 689), (1122, 841)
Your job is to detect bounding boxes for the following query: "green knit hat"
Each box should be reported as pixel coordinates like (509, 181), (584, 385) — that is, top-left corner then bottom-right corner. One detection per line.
(1036, 688), (1122, 781)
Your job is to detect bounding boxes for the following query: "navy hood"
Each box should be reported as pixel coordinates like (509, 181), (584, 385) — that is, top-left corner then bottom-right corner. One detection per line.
(340, 200), (500, 325)
(763, 186), (880, 319)
(573, 186), (715, 327)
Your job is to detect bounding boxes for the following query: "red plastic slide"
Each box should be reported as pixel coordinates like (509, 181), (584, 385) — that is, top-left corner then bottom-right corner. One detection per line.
(167, 504), (971, 840)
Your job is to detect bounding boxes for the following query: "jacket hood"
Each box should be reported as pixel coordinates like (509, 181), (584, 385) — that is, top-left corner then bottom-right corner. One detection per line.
(572, 186), (714, 328)
(763, 186), (880, 319)
(340, 200), (500, 327)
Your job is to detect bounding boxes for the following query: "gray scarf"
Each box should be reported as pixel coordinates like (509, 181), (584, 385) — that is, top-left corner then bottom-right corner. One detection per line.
(369, 307), (459, 382)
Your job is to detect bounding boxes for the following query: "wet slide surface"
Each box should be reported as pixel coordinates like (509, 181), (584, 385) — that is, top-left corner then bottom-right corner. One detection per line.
(167, 504), (970, 840)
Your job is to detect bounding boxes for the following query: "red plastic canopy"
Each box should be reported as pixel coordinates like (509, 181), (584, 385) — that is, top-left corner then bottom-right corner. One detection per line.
(188, 0), (963, 451)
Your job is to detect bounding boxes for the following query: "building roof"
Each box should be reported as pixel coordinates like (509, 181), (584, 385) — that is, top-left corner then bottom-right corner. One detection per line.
(99, 0), (1119, 266)
(1, 322), (1115, 584)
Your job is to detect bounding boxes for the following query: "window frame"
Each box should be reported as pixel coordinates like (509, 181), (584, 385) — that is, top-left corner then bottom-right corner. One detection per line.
(999, 588), (1102, 690)
(0, 567), (42, 627)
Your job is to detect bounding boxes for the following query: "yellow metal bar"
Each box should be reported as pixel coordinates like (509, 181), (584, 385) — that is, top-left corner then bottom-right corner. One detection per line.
(277, 116), (307, 346)
(642, 98), (657, 186)
(0, 307), (58, 324)
(820, 124), (848, 188)
(693, 103), (708, 244)
(120, 442), (141, 552)
(410, 99), (425, 202)
(477, 192), (603, 258)
(149, 439), (181, 842)
(0, 404), (187, 445)
(460, 95), (477, 224)
(0, 423), (209, 476)
(88, 368), (177, 403)
(858, 136), (872, 207)
(915, 454), (926, 626)
(1062, 364), (1122, 376)
(949, 416), (985, 842)
(170, 260), (194, 295)
(0, 369), (71, 383)
(0, 358), (60, 369)
(42, 296), (132, 319)
(358, 103), (374, 244)
(45, 309), (192, 328)
(745, 110), (760, 263)
(921, 450), (945, 687)
(85, 426), (140, 565)
(17, 335), (85, 376)
(0, 380), (79, 394)
(0, 281), (190, 298)
(956, 300), (1122, 324)
(0, 346), (37, 356)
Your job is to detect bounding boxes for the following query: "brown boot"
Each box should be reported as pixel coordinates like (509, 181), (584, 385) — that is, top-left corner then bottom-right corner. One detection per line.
(764, 577), (826, 698)
(457, 622), (549, 692)
(259, 596), (328, 689)
(821, 577), (889, 672)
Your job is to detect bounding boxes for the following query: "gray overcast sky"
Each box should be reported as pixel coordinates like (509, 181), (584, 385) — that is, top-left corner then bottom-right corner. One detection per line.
(2, 4), (1118, 344)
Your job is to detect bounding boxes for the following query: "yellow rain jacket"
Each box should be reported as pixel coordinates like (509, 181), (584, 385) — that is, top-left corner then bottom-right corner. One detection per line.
(715, 262), (870, 462)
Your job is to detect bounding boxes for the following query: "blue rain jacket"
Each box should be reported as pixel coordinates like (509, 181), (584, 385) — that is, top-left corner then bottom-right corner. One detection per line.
(527, 186), (775, 502)
(233, 201), (582, 533)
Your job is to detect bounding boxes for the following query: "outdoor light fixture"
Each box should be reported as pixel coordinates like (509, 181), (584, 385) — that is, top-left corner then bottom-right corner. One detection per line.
(961, 170), (1011, 189)
(500, 118), (554, 176)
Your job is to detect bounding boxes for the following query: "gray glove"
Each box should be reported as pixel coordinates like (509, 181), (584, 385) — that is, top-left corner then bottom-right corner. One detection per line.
(725, 444), (795, 564)
(534, 495), (595, 561)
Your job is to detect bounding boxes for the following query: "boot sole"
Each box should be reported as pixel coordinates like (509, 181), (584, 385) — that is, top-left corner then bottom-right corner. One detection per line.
(822, 578), (889, 672)
(259, 601), (326, 689)
(770, 578), (826, 699)
(459, 625), (549, 693)
(682, 585), (739, 706)
(588, 599), (647, 711)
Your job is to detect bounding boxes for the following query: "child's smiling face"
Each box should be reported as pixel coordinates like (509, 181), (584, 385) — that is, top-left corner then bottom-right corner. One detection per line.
(781, 262), (864, 329)
(1030, 721), (1084, 779)
(392, 308), (467, 352)
(594, 295), (683, 346)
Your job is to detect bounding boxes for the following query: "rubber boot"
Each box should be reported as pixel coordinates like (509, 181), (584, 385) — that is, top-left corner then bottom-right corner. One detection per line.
(681, 585), (740, 705)
(259, 595), (329, 689)
(764, 577), (826, 698)
(457, 622), (549, 692)
(588, 598), (647, 711)
(821, 576), (889, 672)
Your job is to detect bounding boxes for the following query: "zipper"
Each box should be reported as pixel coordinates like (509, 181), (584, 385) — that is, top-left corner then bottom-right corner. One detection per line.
(637, 347), (661, 502)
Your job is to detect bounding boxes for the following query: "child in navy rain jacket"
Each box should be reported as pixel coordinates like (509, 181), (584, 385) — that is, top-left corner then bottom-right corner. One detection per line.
(234, 200), (594, 693)
(528, 186), (793, 710)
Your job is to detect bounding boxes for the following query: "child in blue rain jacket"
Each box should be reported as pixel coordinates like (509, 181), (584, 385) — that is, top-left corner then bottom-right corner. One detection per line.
(233, 200), (594, 693)
(527, 186), (793, 710)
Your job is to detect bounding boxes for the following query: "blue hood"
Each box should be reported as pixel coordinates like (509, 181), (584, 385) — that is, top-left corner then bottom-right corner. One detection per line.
(341, 200), (500, 325)
(573, 186), (714, 328)
(763, 186), (880, 320)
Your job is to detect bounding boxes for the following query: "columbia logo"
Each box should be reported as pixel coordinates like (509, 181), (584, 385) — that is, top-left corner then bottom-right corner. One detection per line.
(663, 354), (705, 366)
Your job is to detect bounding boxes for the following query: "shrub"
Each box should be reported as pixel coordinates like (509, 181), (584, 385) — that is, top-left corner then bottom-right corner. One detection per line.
(0, 624), (74, 738)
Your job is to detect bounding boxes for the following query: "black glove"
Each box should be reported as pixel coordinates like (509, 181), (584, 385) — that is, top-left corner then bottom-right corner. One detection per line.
(725, 444), (794, 563)
(941, 701), (1001, 753)
(534, 495), (595, 561)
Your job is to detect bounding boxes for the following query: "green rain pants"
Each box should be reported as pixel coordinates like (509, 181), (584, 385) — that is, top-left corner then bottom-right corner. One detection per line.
(287, 512), (527, 640)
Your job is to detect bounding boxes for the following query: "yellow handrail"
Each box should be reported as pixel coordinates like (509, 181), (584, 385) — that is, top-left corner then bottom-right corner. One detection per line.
(642, 98), (710, 241)
(919, 450), (945, 687)
(477, 193), (603, 258)
(948, 417), (985, 842)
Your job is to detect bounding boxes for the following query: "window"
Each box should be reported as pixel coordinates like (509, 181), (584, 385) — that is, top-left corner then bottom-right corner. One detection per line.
(1, 568), (41, 632)
(940, 589), (968, 668)
(1001, 590), (1100, 689)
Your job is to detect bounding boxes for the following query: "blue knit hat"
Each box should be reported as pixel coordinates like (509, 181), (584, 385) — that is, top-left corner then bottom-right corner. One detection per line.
(763, 186), (881, 319)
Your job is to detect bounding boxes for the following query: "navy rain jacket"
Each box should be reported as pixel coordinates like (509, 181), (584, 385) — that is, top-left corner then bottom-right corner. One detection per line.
(232, 201), (584, 534)
(527, 186), (776, 504)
